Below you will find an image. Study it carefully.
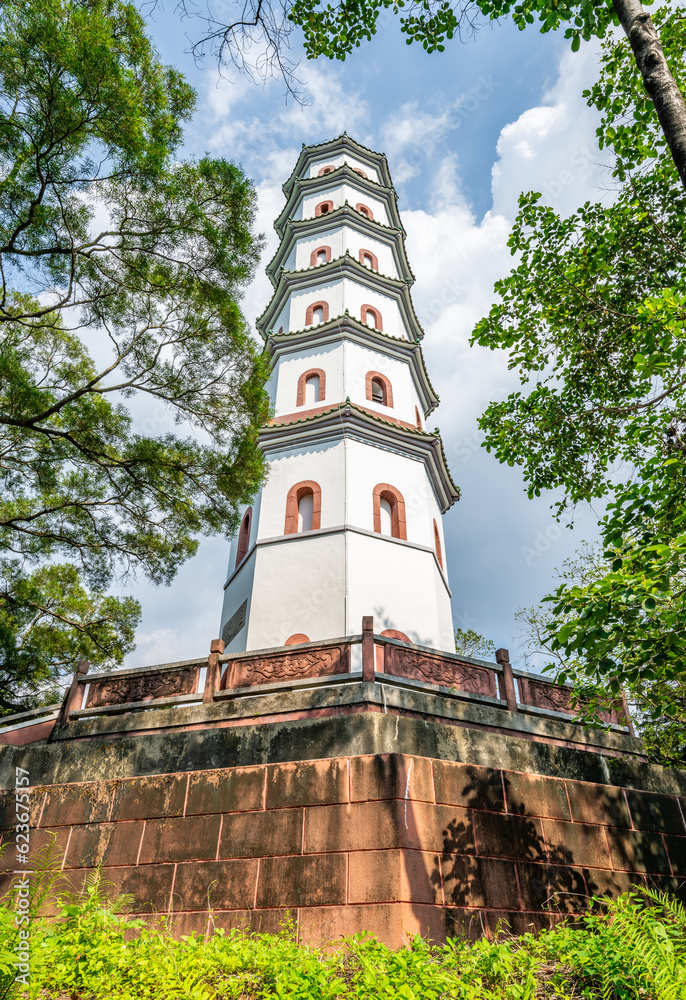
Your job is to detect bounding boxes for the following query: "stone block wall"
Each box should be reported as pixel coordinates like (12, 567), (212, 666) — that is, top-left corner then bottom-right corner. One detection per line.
(2, 753), (684, 947)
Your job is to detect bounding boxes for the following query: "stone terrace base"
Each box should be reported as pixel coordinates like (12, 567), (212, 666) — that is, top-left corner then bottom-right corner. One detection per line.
(3, 739), (685, 948)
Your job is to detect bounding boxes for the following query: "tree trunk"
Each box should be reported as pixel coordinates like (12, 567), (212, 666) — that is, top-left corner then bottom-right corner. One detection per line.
(612, 0), (686, 191)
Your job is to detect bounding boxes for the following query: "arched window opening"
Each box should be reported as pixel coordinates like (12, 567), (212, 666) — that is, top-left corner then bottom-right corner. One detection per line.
(365, 371), (393, 408)
(353, 167), (368, 178)
(433, 519), (444, 569)
(315, 201), (334, 217)
(305, 374), (320, 405)
(285, 481), (322, 534)
(318, 165), (335, 176)
(310, 245), (332, 267)
(285, 633), (310, 645)
(372, 484), (407, 540)
(235, 507), (252, 568)
(356, 203), (373, 219)
(296, 368), (326, 407)
(379, 497), (393, 535)
(298, 491), (314, 532)
(305, 301), (329, 326)
(359, 249), (379, 270)
(415, 406), (423, 430)
(361, 304), (382, 331)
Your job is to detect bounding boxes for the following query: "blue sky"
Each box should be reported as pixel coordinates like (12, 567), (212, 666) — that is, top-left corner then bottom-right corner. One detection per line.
(122, 4), (615, 669)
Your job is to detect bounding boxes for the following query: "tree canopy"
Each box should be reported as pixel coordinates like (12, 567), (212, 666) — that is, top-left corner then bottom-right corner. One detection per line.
(0, 0), (269, 712)
(471, 6), (686, 744)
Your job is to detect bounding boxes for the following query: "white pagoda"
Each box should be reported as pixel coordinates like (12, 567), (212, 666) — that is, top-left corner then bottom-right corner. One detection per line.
(219, 135), (459, 654)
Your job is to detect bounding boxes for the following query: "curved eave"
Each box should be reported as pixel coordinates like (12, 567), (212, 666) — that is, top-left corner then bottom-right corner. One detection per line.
(264, 318), (439, 416)
(256, 258), (426, 343)
(282, 134), (393, 196)
(275, 165), (403, 239)
(265, 208), (416, 288)
(259, 401), (460, 512)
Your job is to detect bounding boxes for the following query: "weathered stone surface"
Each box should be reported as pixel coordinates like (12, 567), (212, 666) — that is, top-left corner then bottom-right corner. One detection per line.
(433, 761), (504, 812)
(219, 808), (303, 859)
(503, 772), (570, 821)
(266, 759), (348, 809)
(255, 854), (347, 908)
(186, 766), (265, 816)
(348, 849), (439, 905)
(111, 774), (187, 821)
(351, 754), (434, 803)
(172, 859), (258, 911)
(138, 815), (221, 864)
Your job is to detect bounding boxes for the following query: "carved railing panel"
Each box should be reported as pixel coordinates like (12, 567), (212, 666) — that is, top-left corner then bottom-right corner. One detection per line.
(223, 644), (350, 689)
(85, 666), (200, 708)
(384, 646), (498, 698)
(517, 676), (628, 725)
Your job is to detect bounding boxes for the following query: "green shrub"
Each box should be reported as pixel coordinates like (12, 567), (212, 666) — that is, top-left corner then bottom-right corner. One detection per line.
(0, 872), (684, 999)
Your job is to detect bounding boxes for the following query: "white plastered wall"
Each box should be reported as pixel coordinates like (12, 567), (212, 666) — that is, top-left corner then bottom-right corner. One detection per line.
(257, 439), (346, 538)
(246, 532), (347, 649)
(299, 185), (388, 226)
(287, 227), (397, 277)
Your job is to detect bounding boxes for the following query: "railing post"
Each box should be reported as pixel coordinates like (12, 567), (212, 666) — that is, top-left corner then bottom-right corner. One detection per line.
(362, 616), (375, 683)
(57, 659), (89, 725)
(203, 639), (225, 704)
(495, 648), (518, 713)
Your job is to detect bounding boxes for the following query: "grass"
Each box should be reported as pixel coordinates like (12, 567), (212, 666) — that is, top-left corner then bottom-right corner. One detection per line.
(0, 865), (684, 999)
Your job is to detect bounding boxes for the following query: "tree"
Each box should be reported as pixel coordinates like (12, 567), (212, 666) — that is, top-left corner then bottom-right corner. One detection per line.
(0, 0), (269, 712)
(516, 548), (686, 768)
(469, 8), (686, 745)
(454, 628), (495, 659)
(175, 0), (686, 190)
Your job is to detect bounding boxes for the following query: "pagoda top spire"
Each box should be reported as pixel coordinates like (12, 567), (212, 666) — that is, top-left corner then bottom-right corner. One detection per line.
(282, 134), (394, 196)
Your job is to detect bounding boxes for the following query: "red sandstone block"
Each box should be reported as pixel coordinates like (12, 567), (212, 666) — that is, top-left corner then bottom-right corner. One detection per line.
(503, 772), (571, 821)
(299, 903), (402, 947)
(444, 907), (486, 941)
(433, 761), (504, 813)
(219, 808), (302, 859)
(168, 911), (208, 939)
(210, 908), (296, 937)
(4, 826), (70, 873)
(111, 774), (187, 822)
(40, 782), (113, 827)
(256, 853), (346, 908)
(266, 759), (348, 809)
(665, 835), (686, 876)
(543, 819), (612, 870)
(0, 789), (45, 829)
(565, 780), (631, 828)
(172, 859), (258, 911)
(586, 867), (645, 899)
(646, 875), (686, 903)
(441, 855), (519, 911)
(485, 910), (550, 938)
(473, 811), (545, 862)
(139, 815), (221, 865)
(100, 864), (175, 913)
(186, 766), (265, 816)
(606, 828), (672, 874)
(65, 821), (144, 869)
(625, 791), (686, 835)
(404, 903), (471, 945)
(304, 801), (474, 855)
(350, 754), (434, 803)
(348, 849), (440, 905)
(518, 861), (587, 914)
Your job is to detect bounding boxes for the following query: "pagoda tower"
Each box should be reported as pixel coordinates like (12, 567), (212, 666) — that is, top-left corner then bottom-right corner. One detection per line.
(219, 135), (460, 655)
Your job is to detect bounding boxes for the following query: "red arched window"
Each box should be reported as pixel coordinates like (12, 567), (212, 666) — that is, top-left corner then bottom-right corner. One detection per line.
(356, 203), (373, 219)
(235, 507), (252, 568)
(372, 484), (407, 540)
(415, 406), (423, 430)
(359, 249), (379, 270)
(365, 370), (393, 407)
(285, 481), (322, 534)
(361, 304), (382, 331)
(353, 167), (368, 178)
(285, 633), (310, 644)
(296, 367), (326, 407)
(315, 201), (334, 217)
(318, 165), (335, 176)
(433, 519), (443, 570)
(310, 245), (332, 266)
(305, 301), (329, 326)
